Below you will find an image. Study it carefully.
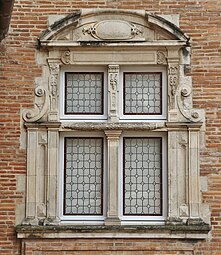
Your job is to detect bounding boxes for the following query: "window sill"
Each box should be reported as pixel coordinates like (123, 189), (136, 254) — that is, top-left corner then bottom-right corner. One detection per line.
(16, 222), (210, 240)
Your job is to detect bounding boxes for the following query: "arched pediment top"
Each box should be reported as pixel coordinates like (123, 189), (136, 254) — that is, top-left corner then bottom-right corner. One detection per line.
(39, 9), (190, 47)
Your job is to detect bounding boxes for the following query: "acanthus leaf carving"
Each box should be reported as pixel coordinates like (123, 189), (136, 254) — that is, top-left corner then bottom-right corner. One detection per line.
(23, 86), (49, 122)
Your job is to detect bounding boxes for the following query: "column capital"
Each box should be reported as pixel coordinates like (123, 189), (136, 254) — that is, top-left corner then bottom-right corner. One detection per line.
(104, 130), (122, 140)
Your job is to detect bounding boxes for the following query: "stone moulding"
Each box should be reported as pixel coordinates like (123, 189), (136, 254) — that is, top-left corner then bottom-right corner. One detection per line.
(16, 224), (210, 239)
(60, 122), (166, 131)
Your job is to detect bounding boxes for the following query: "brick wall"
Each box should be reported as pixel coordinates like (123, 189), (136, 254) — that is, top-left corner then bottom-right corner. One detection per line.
(1, 0), (221, 254)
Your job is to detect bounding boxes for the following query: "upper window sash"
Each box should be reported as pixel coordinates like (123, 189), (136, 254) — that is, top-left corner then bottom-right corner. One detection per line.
(60, 66), (108, 121)
(119, 66), (167, 121)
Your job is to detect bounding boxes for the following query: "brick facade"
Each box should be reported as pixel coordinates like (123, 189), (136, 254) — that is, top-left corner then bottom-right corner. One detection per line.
(1, 0), (221, 254)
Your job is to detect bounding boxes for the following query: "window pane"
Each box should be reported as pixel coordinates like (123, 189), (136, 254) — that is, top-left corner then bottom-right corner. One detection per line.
(123, 137), (162, 215)
(65, 72), (103, 114)
(64, 138), (103, 215)
(124, 72), (162, 115)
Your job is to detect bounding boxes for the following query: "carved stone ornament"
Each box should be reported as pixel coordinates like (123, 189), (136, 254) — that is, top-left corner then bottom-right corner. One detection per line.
(48, 60), (60, 111)
(82, 20), (144, 41)
(157, 51), (167, 65)
(23, 86), (49, 122)
(61, 122), (166, 131)
(61, 50), (71, 64)
(177, 85), (204, 122)
(168, 65), (179, 109)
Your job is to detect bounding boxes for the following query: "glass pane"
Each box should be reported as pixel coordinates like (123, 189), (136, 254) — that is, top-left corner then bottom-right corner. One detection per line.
(123, 137), (162, 215)
(65, 72), (103, 114)
(64, 138), (103, 215)
(124, 72), (162, 115)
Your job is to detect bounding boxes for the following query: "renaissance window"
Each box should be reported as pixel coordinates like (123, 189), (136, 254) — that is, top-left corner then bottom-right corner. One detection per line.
(21, 10), (208, 239)
(59, 66), (167, 224)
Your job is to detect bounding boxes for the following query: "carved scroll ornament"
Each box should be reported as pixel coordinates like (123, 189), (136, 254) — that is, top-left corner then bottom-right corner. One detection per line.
(177, 84), (204, 122)
(23, 86), (49, 122)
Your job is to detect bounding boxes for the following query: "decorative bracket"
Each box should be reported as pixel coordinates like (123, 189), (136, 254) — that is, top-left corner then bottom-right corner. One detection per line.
(23, 86), (49, 122)
(177, 83), (204, 122)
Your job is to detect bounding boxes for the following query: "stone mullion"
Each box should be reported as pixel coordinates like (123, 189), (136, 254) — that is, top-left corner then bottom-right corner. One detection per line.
(104, 130), (122, 225)
(108, 65), (119, 122)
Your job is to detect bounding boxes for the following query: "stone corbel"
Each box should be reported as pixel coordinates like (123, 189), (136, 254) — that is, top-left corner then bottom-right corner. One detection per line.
(47, 59), (61, 121)
(23, 86), (49, 122)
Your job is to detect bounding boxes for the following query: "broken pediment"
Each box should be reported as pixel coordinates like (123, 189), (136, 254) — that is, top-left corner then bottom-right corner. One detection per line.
(39, 9), (189, 47)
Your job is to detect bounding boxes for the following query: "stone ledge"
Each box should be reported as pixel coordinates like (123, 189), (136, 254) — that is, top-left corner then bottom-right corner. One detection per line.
(16, 224), (210, 240)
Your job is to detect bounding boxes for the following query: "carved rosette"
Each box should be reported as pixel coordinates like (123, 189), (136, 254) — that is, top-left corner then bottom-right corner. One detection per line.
(48, 60), (61, 121)
(108, 65), (119, 121)
(168, 65), (179, 109)
(23, 86), (49, 122)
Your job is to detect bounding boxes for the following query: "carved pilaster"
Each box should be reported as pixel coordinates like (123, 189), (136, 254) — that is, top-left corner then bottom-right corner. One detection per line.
(108, 65), (119, 121)
(47, 59), (61, 121)
(188, 127), (201, 218)
(23, 128), (48, 225)
(168, 64), (179, 110)
(104, 130), (122, 225)
(44, 126), (60, 225)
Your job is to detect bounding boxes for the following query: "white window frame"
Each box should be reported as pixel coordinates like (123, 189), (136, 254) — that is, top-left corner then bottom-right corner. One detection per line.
(59, 131), (107, 224)
(119, 131), (167, 225)
(60, 66), (108, 121)
(119, 66), (167, 122)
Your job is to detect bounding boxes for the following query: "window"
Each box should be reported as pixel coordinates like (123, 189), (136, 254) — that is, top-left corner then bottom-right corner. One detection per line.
(21, 10), (209, 238)
(59, 66), (167, 224)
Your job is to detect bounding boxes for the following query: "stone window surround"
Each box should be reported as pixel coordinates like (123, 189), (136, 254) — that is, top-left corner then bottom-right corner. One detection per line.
(17, 9), (210, 239)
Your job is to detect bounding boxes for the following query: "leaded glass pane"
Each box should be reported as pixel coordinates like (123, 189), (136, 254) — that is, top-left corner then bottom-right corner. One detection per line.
(64, 138), (103, 215)
(124, 72), (162, 115)
(65, 72), (103, 114)
(123, 138), (162, 215)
